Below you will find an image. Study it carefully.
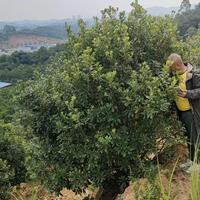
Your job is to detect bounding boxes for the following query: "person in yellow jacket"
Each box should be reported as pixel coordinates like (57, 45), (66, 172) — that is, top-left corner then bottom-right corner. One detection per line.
(168, 53), (200, 173)
(175, 69), (191, 111)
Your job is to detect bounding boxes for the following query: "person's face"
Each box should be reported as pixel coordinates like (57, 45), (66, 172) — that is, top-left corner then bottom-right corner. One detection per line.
(171, 62), (182, 72)
(167, 60), (182, 74)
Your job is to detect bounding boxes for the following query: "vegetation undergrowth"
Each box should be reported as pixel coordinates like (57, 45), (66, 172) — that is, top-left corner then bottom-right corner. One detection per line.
(191, 134), (200, 200)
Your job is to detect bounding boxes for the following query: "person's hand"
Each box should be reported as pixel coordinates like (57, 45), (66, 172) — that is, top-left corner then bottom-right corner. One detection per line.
(177, 88), (187, 98)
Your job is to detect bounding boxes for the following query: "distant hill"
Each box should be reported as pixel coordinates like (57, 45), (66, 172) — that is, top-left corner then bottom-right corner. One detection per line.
(19, 19), (94, 39)
(0, 18), (94, 41)
(146, 4), (196, 16)
(0, 18), (95, 52)
(19, 25), (68, 40)
(0, 18), (94, 31)
(146, 6), (179, 16)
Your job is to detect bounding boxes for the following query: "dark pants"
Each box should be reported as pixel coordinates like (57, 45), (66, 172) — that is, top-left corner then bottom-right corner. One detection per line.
(178, 110), (200, 162)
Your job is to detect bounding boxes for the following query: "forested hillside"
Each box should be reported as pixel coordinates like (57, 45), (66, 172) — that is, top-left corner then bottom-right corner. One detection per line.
(1, 1), (200, 200)
(175, 2), (200, 37)
(0, 44), (64, 82)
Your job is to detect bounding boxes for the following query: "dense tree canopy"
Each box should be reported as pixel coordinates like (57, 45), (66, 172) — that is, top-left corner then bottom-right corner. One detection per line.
(19, 3), (182, 193)
(175, 3), (200, 37)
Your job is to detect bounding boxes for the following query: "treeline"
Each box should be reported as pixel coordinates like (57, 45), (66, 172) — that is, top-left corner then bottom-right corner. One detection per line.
(0, 24), (67, 41)
(0, 19), (94, 41)
(0, 44), (65, 83)
(19, 25), (67, 39)
(175, 1), (200, 37)
(18, 19), (94, 39)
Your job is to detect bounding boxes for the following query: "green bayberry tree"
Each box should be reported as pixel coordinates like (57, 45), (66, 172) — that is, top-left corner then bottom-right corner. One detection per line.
(19, 3), (181, 194)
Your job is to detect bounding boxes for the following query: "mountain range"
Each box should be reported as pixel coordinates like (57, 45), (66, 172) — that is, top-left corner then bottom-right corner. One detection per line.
(0, 18), (93, 31)
(0, 5), (188, 30)
(147, 4), (197, 16)
(147, 6), (179, 16)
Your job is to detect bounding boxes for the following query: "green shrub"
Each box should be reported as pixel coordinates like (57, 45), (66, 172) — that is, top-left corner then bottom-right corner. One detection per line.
(0, 159), (15, 199)
(0, 122), (26, 198)
(19, 2), (182, 194)
(135, 183), (161, 200)
(0, 81), (45, 199)
(0, 120), (42, 199)
(175, 30), (200, 68)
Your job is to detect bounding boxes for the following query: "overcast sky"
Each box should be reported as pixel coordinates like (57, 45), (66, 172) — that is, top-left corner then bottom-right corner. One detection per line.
(0, 0), (199, 21)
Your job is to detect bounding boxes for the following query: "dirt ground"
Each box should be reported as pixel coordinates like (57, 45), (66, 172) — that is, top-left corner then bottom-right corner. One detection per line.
(9, 35), (64, 48)
(120, 144), (192, 200)
(0, 34), (64, 49)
